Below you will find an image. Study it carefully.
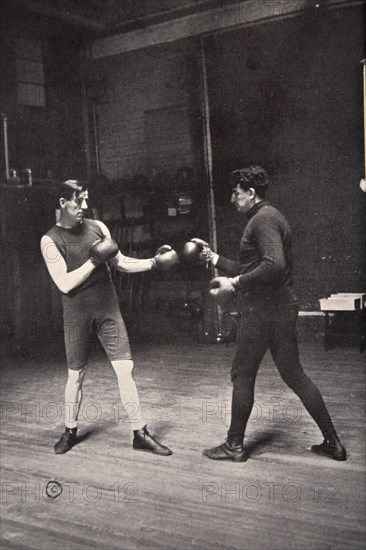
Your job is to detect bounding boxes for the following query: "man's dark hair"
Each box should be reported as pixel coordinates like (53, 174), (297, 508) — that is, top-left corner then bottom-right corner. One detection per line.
(56, 180), (87, 202)
(229, 166), (269, 198)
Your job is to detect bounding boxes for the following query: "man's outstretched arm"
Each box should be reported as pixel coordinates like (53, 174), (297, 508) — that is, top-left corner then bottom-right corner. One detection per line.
(95, 220), (154, 273)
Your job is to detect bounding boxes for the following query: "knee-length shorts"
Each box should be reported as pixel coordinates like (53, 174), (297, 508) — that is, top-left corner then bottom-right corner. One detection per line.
(62, 282), (131, 370)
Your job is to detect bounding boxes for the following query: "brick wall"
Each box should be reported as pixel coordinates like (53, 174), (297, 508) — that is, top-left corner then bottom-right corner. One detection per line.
(90, 39), (200, 181)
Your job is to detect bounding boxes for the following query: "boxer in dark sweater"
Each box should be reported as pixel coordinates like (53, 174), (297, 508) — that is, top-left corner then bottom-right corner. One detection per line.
(202, 166), (346, 462)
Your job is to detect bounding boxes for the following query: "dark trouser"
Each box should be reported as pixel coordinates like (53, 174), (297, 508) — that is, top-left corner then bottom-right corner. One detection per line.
(228, 303), (336, 443)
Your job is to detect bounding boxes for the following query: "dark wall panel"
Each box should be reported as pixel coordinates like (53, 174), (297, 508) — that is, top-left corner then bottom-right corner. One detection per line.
(0, 8), (93, 351)
(0, 9), (89, 182)
(206, 5), (365, 307)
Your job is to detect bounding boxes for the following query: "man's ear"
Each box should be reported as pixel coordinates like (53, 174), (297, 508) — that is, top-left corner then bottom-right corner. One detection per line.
(59, 198), (66, 208)
(248, 187), (256, 199)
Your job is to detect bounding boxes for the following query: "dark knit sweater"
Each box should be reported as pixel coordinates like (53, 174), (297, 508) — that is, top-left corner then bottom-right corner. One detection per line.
(216, 201), (297, 305)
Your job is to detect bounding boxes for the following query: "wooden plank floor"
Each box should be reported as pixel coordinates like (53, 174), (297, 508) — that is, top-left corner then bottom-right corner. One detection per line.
(1, 340), (365, 550)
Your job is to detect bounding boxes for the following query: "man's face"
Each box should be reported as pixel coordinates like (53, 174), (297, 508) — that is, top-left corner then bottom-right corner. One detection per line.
(60, 190), (89, 226)
(231, 184), (253, 214)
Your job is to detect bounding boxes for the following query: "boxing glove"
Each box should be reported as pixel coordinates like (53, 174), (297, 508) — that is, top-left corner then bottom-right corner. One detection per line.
(90, 238), (119, 264)
(209, 276), (240, 307)
(182, 238), (211, 264)
(151, 245), (180, 271)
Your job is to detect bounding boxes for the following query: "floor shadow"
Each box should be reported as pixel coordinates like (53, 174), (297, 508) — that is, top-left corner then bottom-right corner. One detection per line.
(143, 421), (174, 439)
(245, 429), (290, 455)
(74, 421), (174, 445)
(74, 423), (112, 446)
(74, 430), (93, 446)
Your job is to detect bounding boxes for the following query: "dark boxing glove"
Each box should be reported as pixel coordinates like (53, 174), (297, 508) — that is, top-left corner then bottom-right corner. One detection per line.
(182, 238), (211, 264)
(151, 245), (180, 271)
(90, 238), (119, 264)
(209, 276), (240, 307)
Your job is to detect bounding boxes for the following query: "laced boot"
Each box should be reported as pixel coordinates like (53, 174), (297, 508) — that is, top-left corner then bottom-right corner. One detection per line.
(54, 427), (77, 454)
(133, 425), (172, 456)
(311, 434), (347, 461)
(203, 434), (248, 462)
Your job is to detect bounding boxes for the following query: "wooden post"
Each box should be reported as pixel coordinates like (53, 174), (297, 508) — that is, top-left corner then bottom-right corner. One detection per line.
(359, 60), (366, 192)
(199, 36), (222, 340)
(200, 37), (217, 254)
(362, 59), (366, 179)
(1, 113), (10, 180)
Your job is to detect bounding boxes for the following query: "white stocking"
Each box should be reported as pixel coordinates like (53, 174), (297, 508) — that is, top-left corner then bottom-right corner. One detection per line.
(64, 367), (85, 429)
(111, 360), (145, 430)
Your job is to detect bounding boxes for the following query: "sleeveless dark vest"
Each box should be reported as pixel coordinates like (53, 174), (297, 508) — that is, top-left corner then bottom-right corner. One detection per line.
(46, 218), (112, 295)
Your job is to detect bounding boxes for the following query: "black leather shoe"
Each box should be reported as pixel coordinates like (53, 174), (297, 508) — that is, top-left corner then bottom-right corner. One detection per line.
(311, 434), (347, 461)
(133, 426), (172, 456)
(54, 428), (77, 454)
(203, 439), (248, 462)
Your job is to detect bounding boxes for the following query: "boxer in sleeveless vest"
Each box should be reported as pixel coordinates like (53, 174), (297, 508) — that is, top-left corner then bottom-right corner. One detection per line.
(41, 180), (173, 456)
